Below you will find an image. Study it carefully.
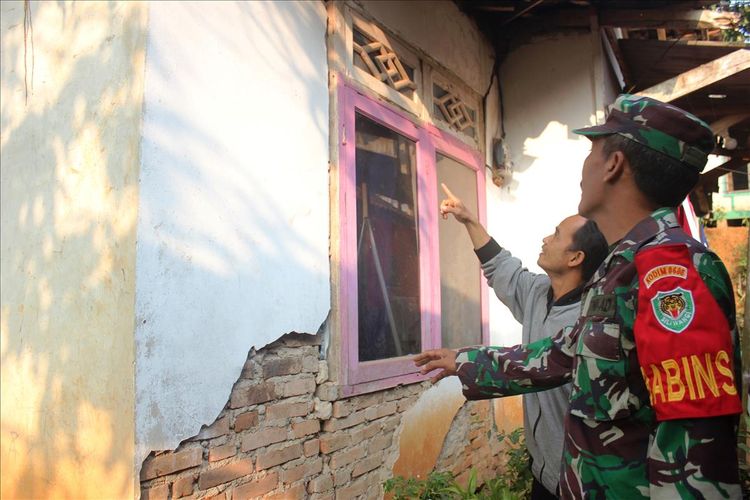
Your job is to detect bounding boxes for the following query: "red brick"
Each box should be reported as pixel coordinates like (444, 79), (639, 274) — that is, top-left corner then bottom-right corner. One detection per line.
(241, 426), (287, 452)
(302, 354), (319, 373)
(318, 433), (350, 454)
(381, 414), (400, 433)
(232, 471), (278, 498)
(304, 438), (320, 457)
(234, 410), (259, 432)
(329, 445), (365, 470)
(365, 401), (398, 421)
(209, 443), (237, 462)
(266, 400), (311, 420)
(268, 483), (305, 500)
(198, 458), (254, 490)
(278, 376), (316, 397)
(335, 475), (369, 500)
(322, 410), (366, 432)
(332, 401), (351, 418)
(315, 383), (339, 401)
(280, 457), (323, 484)
(141, 448), (203, 480)
(230, 381), (276, 408)
(256, 443), (304, 470)
(349, 393), (383, 412)
(204, 492), (226, 500)
(397, 396), (418, 412)
(192, 416), (230, 441)
(140, 484), (169, 500)
(351, 421), (380, 443)
(352, 452), (382, 477)
(310, 493), (335, 500)
(307, 472), (333, 493)
(291, 419), (320, 438)
(263, 357), (302, 378)
(172, 475), (195, 498)
(367, 432), (393, 453)
(334, 468), (350, 487)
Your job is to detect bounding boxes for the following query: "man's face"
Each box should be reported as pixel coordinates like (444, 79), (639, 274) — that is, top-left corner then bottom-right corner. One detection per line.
(578, 137), (608, 218)
(537, 215), (586, 274)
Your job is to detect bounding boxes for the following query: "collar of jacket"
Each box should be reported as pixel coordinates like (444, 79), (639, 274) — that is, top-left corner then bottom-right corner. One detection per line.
(589, 207), (680, 284)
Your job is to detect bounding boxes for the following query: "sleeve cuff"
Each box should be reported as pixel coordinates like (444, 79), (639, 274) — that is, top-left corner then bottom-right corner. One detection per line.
(474, 237), (502, 264)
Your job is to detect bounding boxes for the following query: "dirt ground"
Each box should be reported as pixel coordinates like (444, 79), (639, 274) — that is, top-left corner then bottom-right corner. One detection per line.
(705, 226), (748, 313)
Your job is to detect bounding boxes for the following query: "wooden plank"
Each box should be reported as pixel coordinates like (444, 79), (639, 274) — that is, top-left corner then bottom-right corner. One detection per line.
(602, 28), (629, 90)
(550, 8), (740, 30)
(636, 49), (750, 102)
(710, 114), (750, 135)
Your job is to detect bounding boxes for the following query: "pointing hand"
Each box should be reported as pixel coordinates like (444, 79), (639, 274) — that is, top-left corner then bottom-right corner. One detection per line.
(440, 183), (476, 225)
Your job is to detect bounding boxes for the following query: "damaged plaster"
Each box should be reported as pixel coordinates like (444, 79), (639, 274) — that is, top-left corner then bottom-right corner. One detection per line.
(134, 0), (330, 475)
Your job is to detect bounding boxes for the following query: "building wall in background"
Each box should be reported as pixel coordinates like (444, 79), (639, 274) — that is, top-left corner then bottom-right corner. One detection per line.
(487, 32), (615, 347)
(0, 2), (147, 497)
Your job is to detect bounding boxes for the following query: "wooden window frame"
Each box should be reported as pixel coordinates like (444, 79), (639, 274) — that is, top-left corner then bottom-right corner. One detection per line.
(337, 81), (489, 396)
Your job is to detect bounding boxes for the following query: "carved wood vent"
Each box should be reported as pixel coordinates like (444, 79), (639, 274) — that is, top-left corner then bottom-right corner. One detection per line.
(353, 28), (416, 95)
(433, 84), (475, 135)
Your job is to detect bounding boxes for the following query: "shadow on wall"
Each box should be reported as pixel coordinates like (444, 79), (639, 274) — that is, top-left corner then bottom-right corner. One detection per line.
(1, 2), (146, 498)
(133, 0), (332, 468)
(0, 0), (333, 497)
(497, 32), (600, 202)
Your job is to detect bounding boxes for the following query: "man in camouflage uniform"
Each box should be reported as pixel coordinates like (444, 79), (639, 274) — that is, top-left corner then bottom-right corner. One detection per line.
(415, 95), (743, 498)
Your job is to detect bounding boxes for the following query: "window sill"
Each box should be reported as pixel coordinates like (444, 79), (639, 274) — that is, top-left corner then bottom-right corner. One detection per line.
(340, 371), (428, 398)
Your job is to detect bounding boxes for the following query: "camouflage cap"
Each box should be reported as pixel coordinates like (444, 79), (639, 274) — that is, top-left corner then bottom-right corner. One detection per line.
(573, 94), (715, 172)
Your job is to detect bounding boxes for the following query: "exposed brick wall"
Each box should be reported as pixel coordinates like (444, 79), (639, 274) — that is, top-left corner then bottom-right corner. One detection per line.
(140, 334), (508, 499)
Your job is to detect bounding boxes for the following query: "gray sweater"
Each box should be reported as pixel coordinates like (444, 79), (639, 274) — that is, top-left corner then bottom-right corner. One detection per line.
(476, 240), (581, 494)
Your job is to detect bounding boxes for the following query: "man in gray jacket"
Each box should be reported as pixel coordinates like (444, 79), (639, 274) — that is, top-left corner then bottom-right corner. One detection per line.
(438, 184), (608, 499)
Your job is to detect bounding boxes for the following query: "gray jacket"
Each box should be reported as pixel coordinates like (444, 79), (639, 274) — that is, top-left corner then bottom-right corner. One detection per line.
(477, 240), (581, 494)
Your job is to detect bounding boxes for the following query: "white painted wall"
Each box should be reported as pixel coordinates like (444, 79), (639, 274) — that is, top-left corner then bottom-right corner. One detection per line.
(1, 2), (146, 497)
(486, 33), (613, 346)
(135, 0), (330, 465)
(358, 0), (494, 94)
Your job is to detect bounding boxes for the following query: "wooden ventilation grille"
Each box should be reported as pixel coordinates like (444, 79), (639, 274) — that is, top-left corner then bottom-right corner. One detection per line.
(353, 28), (416, 93)
(433, 84), (475, 133)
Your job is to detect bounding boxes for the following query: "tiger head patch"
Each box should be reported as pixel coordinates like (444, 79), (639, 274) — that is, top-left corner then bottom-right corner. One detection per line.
(651, 287), (695, 333)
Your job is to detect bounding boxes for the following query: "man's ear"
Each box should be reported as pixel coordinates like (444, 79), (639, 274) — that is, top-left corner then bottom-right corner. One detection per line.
(568, 250), (585, 268)
(603, 150), (626, 183)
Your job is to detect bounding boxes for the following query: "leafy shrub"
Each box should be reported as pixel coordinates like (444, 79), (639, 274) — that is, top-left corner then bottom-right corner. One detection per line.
(384, 427), (532, 499)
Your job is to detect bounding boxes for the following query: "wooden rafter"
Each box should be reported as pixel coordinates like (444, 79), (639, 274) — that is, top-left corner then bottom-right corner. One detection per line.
(550, 8), (740, 30)
(710, 114), (750, 135)
(636, 49), (750, 103)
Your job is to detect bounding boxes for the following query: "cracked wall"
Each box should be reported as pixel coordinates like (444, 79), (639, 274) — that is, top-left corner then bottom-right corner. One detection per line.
(134, 0), (331, 474)
(139, 335), (514, 499)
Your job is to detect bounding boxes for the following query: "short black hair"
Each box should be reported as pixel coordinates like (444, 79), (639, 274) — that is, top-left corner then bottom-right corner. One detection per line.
(602, 134), (699, 208)
(569, 219), (608, 282)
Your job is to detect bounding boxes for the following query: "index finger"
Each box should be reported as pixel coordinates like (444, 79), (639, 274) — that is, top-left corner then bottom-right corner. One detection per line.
(413, 351), (438, 366)
(441, 183), (458, 200)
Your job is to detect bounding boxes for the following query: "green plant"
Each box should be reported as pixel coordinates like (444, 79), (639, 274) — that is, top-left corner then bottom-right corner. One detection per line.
(494, 428), (533, 499)
(384, 471), (454, 500)
(384, 427), (533, 499)
(704, 208), (728, 228)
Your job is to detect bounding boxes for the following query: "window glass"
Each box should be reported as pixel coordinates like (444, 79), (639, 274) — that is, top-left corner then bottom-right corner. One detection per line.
(436, 154), (481, 348)
(355, 113), (421, 361)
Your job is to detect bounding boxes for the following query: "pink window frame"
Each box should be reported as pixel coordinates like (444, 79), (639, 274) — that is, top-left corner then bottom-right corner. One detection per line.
(338, 82), (489, 396)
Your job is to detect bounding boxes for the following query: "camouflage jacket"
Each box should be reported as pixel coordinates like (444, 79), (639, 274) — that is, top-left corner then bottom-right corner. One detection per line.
(456, 209), (743, 499)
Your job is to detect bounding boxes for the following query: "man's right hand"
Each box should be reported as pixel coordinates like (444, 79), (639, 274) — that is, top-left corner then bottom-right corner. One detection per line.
(440, 183), (476, 224)
(414, 348), (459, 384)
